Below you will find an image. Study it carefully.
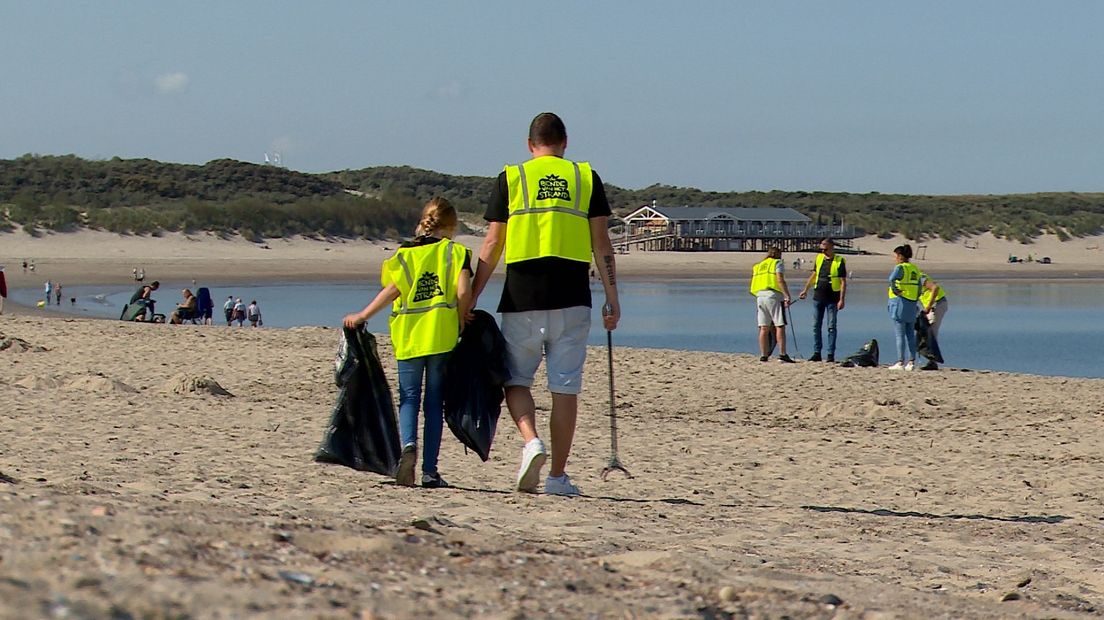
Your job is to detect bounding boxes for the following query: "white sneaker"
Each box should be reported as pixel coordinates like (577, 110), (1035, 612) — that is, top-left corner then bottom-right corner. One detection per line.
(904, 361), (916, 371)
(544, 474), (580, 497)
(887, 362), (905, 370)
(516, 438), (547, 493)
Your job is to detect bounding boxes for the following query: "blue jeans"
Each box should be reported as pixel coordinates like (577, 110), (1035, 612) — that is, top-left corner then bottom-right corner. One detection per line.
(812, 299), (838, 356)
(888, 298), (918, 363)
(396, 352), (449, 475)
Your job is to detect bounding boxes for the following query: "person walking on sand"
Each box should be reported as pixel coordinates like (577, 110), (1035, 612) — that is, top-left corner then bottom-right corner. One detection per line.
(44, 280), (52, 307)
(232, 298), (246, 326)
(751, 247), (795, 363)
(223, 296), (235, 325)
(55, 284), (63, 306)
(471, 112), (621, 497)
(344, 197), (472, 489)
(246, 300), (262, 327)
(918, 274), (948, 370)
(887, 244), (923, 370)
(798, 238), (846, 363)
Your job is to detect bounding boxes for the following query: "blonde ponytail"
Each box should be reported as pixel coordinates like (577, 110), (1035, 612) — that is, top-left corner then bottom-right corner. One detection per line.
(415, 197), (458, 237)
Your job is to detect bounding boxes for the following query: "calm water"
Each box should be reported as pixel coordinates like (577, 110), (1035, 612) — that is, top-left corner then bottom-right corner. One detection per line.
(13, 278), (1104, 378)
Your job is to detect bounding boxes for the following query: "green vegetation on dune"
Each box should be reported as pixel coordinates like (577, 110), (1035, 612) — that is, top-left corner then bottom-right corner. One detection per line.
(3, 155), (1104, 243)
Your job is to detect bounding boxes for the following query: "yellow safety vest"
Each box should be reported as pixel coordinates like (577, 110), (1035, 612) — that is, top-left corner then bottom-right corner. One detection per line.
(814, 253), (844, 292)
(919, 278), (946, 307)
(504, 156), (593, 264)
(383, 239), (468, 360)
(750, 258), (782, 294)
(888, 262), (922, 301)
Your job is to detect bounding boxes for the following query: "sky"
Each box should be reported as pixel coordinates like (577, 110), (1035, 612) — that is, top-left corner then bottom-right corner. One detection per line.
(2, 2), (1102, 195)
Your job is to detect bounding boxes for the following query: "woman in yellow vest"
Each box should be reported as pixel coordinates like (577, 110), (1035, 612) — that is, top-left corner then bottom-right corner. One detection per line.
(919, 276), (948, 370)
(343, 198), (472, 488)
(886, 244), (923, 370)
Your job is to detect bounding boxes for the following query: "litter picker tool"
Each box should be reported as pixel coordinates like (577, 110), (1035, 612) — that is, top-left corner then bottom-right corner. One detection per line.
(600, 305), (632, 480)
(785, 300), (802, 360)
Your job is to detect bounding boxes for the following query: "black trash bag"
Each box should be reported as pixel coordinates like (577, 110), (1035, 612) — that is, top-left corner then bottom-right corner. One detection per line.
(915, 313), (944, 364)
(840, 339), (879, 368)
(314, 327), (402, 476)
(443, 310), (508, 462)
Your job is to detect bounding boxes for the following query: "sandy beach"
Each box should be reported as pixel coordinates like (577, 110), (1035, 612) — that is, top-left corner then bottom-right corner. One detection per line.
(2, 230), (1104, 618)
(2, 313), (1103, 619)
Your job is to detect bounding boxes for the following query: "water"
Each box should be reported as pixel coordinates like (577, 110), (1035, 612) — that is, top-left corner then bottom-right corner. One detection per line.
(13, 278), (1104, 378)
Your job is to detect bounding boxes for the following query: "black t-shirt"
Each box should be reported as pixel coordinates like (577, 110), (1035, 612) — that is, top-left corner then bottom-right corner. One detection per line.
(813, 255), (846, 303)
(485, 166), (612, 312)
(400, 236), (473, 274)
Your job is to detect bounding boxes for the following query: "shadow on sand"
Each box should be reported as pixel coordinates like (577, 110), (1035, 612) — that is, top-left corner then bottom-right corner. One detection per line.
(801, 504), (1071, 524)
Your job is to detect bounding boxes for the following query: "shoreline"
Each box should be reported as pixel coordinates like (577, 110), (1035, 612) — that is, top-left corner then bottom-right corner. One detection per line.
(4, 229), (1104, 286)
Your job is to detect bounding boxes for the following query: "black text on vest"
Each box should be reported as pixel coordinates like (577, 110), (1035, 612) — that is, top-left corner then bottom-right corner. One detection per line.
(536, 174), (571, 201)
(413, 272), (444, 303)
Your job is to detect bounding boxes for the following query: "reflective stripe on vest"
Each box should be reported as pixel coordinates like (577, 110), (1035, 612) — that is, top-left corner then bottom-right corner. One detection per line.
(814, 253), (844, 292)
(384, 239), (466, 359)
(750, 258), (781, 294)
(504, 156), (593, 264)
(888, 262), (922, 301)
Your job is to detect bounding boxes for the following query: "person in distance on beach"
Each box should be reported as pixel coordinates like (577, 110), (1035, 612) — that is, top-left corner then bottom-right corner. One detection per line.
(886, 244), (922, 370)
(344, 197), (472, 489)
(472, 112), (621, 497)
(169, 288), (197, 324)
(750, 246), (795, 363)
(918, 274), (948, 371)
(798, 238), (846, 363)
(223, 296), (235, 325)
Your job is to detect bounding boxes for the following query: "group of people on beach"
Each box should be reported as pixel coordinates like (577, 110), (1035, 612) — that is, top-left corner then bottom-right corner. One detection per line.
(123, 280), (262, 328)
(343, 112), (619, 496)
(222, 296), (262, 327)
(750, 239), (948, 371)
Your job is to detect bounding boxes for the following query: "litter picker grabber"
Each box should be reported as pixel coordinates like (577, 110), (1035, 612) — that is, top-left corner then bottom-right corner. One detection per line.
(600, 320), (632, 481)
(785, 300), (802, 360)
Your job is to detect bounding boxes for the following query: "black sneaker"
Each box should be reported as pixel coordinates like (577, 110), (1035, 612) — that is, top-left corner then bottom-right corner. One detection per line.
(421, 472), (449, 489)
(921, 360), (939, 371)
(826, 354), (835, 363)
(759, 355), (769, 362)
(778, 354), (796, 363)
(809, 352), (822, 362)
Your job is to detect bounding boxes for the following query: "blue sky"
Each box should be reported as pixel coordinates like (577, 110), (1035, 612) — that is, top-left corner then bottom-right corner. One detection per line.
(2, 2), (1101, 195)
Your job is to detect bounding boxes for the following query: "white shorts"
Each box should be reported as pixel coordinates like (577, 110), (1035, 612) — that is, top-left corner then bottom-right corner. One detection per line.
(756, 292), (786, 327)
(501, 307), (590, 395)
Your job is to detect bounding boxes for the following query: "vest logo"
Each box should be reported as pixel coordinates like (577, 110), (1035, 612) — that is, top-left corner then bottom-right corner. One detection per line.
(536, 174), (571, 201)
(412, 271), (443, 303)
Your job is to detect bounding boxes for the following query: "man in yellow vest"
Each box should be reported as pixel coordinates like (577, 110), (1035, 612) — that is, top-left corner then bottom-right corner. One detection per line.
(472, 112), (621, 497)
(750, 247), (795, 363)
(798, 238), (847, 362)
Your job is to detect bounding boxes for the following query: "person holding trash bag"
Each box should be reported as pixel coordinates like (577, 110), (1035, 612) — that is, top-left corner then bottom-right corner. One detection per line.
(918, 275), (948, 370)
(472, 112), (621, 497)
(886, 244), (923, 370)
(343, 197), (472, 489)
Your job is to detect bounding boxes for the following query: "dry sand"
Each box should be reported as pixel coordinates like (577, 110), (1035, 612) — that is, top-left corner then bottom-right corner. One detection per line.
(2, 313), (1104, 619)
(2, 230), (1104, 618)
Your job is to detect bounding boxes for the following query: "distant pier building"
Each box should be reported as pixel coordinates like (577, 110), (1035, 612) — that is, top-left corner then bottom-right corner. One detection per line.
(616, 201), (860, 252)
